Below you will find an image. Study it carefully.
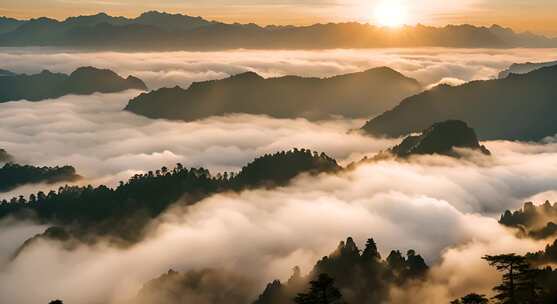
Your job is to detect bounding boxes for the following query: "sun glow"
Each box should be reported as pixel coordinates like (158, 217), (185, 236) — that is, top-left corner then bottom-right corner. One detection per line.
(373, 1), (408, 27)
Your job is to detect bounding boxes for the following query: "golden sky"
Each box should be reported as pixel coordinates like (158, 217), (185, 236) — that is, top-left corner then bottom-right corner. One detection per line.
(1, 0), (556, 36)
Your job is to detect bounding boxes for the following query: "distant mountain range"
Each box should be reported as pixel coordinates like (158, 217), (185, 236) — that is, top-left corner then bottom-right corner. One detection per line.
(0, 66), (147, 102)
(361, 65), (557, 141)
(125, 67), (421, 121)
(498, 60), (557, 78)
(0, 11), (555, 49)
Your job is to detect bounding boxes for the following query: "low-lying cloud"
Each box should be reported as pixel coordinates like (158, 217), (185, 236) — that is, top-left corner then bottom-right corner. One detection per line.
(0, 90), (397, 198)
(1, 47), (557, 304)
(0, 47), (555, 89)
(1, 146), (556, 303)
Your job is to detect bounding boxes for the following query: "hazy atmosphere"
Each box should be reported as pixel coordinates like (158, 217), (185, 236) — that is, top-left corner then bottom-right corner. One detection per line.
(1, 2), (557, 304)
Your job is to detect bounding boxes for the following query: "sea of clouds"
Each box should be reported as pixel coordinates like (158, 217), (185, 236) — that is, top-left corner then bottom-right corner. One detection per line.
(0, 47), (556, 89)
(1, 47), (557, 304)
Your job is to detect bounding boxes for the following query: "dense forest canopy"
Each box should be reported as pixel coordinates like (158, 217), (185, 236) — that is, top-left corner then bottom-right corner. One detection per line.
(0, 162), (80, 192)
(1, 149), (340, 244)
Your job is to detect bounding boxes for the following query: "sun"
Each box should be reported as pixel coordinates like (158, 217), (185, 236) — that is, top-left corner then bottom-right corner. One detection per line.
(373, 1), (408, 27)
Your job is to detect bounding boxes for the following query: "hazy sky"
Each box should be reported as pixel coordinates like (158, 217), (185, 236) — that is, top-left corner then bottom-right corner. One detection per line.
(1, 0), (556, 36)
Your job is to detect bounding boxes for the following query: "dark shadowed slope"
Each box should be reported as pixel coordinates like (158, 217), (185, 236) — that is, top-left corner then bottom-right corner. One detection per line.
(125, 68), (421, 121)
(499, 60), (557, 79)
(0, 163), (80, 192)
(0, 12), (556, 49)
(362, 65), (557, 141)
(0, 66), (147, 102)
(389, 120), (490, 157)
(2, 149), (339, 244)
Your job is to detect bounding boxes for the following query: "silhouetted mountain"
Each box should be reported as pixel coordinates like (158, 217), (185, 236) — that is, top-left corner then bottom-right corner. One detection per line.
(230, 149), (340, 188)
(134, 11), (215, 31)
(254, 237), (428, 304)
(0, 12), (555, 49)
(362, 65), (557, 141)
(0, 163), (80, 192)
(500, 201), (557, 239)
(389, 120), (490, 157)
(0, 149), (12, 163)
(125, 68), (421, 121)
(499, 60), (557, 78)
(0, 66), (147, 102)
(1, 149), (339, 244)
(0, 17), (25, 34)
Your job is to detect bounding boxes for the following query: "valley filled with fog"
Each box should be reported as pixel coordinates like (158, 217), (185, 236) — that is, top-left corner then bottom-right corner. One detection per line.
(1, 47), (557, 304)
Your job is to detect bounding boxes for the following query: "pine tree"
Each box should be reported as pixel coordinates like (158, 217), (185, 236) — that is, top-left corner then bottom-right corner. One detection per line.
(294, 274), (344, 304)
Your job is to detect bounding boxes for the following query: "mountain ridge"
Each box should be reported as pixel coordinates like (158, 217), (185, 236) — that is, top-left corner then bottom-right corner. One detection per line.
(0, 11), (555, 49)
(361, 65), (557, 141)
(0, 66), (147, 102)
(124, 67), (422, 121)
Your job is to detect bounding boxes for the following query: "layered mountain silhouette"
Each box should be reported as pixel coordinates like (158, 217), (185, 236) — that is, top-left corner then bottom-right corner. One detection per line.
(0, 11), (555, 49)
(125, 68), (421, 121)
(498, 59), (557, 78)
(2, 149), (339, 244)
(389, 120), (490, 157)
(0, 66), (147, 102)
(361, 65), (557, 141)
